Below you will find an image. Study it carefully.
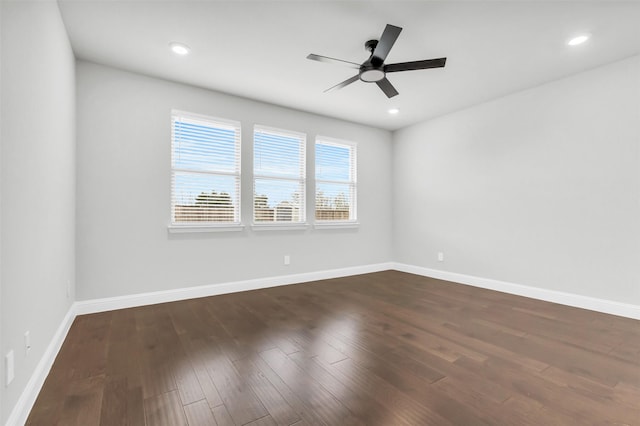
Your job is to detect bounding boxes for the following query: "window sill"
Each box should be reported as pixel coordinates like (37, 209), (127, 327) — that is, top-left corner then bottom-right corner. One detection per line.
(251, 223), (310, 231)
(168, 224), (245, 233)
(314, 221), (360, 229)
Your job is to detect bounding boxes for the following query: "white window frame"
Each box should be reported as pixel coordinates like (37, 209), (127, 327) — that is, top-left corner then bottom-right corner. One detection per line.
(314, 136), (358, 228)
(253, 125), (307, 229)
(169, 110), (243, 233)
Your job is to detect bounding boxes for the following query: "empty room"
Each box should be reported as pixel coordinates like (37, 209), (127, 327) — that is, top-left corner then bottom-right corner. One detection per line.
(1, 1), (639, 425)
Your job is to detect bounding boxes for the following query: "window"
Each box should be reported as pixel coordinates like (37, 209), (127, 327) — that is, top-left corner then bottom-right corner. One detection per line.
(315, 137), (357, 223)
(171, 111), (241, 228)
(253, 126), (306, 224)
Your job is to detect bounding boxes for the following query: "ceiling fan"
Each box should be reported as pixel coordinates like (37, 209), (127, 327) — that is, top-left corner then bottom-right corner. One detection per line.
(307, 24), (446, 98)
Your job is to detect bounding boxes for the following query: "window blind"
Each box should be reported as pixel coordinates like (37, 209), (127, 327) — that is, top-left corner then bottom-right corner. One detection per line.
(171, 111), (241, 225)
(253, 126), (306, 223)
(315, 138), (357, 222)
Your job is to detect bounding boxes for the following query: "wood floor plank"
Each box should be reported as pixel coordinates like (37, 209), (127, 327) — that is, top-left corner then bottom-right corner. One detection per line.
(205, 295), (278, 358)
(286, 351), (393, 425)
(68, 313), (111, 380)
(127, 387), (146, 426)
(500, 395), (575, 426)
(200, 337), (269, 425)
(211, 405), (235, 426)
(143, 390), (187, 426)
(430, 376), (539, 424)
(232, 357), (301, 426)
(25, 365), (73, 424)
(140, 363), (176, 400)
(27, 271), (640, 425)
(180, 337), (225, 408)
(540, 365), (640, 418)
(259, 347), (365, 426)
(183, 400), (218, 426)
(172, 354), (206, 406)
(455, 354), (629, 424)
(244, 415), (278, 426)
(249, 353), (332, 426)
(57, 375), (105, 426)
(98, 375), (127, 425)
(327, 356), (469, 425)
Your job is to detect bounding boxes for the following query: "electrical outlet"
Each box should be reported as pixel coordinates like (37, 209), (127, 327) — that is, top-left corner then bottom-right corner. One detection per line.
(438, 252), (444, 262)
(25, 331), (31, 356)
(5, 350), (15, 386)
(284, 255), (290, 265)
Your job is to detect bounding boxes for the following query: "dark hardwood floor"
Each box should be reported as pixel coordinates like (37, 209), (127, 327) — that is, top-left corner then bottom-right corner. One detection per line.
(27, 271), (640, 425)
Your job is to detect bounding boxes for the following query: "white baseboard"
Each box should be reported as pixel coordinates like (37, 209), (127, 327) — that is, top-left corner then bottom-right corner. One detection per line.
(392, 262), (640, 320)
(5, 304), (77, 426)
(75, 262), (394, 315)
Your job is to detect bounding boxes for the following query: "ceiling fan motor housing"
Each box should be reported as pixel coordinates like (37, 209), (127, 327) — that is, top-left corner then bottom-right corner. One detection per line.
(365, 39), (379, 53)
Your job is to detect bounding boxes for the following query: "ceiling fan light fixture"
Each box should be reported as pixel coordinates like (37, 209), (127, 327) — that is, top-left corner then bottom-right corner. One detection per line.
(169, 42), (191, 55)
(307, 24), (447, 98)
(567, 34), (590, 46)
(360, 69), (385, 83)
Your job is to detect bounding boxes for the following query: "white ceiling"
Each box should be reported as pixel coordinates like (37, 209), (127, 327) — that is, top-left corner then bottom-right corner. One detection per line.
(58, 1), (640, 131)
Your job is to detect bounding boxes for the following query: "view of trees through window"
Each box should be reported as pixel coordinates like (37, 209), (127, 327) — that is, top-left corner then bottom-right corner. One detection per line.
(253, 191), (304, 222)
(173, 190), (234, 222)
(315, 190), (350, 220)
(179, 185), (352, 223)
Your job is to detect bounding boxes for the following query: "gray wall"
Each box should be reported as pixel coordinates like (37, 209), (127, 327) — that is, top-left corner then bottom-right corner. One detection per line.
(0, 1), (76, 423)
(393, 55), (640, 305)
(76, 61), (393, 301)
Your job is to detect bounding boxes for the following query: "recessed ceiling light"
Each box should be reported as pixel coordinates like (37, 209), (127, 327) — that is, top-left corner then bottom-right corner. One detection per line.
(388, 108), (399, 115)
(169, 42), (191, 55)
(567, 34), (590, 46)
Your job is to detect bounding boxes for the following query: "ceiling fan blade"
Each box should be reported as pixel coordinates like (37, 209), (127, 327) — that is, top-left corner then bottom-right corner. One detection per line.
(307, 54), (361, 69)
(324, 75), (360, 93)
(372, 24), (402, 63)
(385, 57), (447, 73)
(376, 77), (399, 98)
